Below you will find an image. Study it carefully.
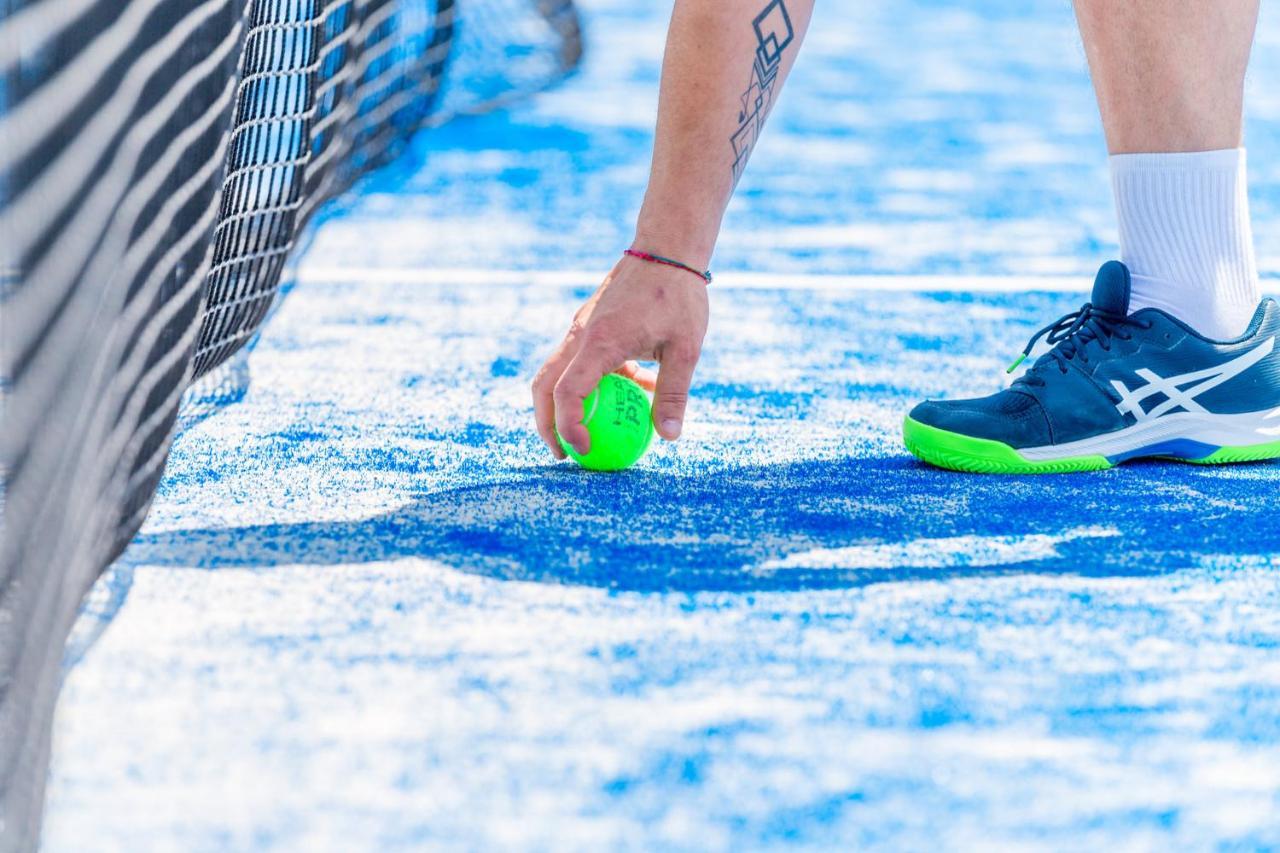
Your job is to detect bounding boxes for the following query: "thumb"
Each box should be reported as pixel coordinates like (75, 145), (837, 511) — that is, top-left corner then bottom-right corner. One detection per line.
(652, 343), (699, 441)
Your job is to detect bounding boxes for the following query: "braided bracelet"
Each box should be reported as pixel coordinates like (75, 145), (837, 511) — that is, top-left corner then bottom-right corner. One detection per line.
(623, 249), (712, 285)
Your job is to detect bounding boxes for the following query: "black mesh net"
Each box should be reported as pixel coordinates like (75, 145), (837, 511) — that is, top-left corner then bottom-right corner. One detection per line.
(0, 1), (581, 846)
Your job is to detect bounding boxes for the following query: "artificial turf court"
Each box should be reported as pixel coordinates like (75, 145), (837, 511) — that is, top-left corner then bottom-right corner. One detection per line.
(43, 0), (1280, 848)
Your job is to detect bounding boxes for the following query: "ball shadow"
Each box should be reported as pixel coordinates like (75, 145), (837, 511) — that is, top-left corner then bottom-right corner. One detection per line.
(124, 455), (1280, 592)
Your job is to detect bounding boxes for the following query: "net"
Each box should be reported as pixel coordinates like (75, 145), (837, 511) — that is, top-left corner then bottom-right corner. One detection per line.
(0, 0), (581, 847)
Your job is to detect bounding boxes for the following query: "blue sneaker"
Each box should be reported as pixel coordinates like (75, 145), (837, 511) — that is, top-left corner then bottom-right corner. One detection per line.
(904, 261), (1280, 473)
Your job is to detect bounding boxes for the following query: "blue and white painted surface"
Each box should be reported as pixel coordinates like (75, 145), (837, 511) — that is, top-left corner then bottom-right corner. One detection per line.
(44, 0), (1280, 850)
(304, 0), (1280, 277)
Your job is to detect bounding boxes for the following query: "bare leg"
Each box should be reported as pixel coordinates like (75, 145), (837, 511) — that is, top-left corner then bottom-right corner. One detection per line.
(1074, 0), (1262, 338)
(1074, 0), (1257, 154)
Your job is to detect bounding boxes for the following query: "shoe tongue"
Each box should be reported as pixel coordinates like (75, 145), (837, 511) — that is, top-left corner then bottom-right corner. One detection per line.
(1090, 260), (1132, 315)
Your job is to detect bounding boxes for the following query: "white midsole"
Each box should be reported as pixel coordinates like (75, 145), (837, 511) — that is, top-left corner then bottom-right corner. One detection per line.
(1018, 408), (1280, 461)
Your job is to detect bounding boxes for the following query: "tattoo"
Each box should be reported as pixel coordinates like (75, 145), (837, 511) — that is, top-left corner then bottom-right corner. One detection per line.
(730, 0), (795, 183)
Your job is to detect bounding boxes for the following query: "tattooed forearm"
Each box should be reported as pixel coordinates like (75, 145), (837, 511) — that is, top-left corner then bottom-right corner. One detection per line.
(729, 0), (795, 183)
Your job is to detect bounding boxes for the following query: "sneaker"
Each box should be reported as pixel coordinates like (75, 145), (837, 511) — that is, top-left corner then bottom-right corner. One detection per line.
(903, 261), (1280, 473)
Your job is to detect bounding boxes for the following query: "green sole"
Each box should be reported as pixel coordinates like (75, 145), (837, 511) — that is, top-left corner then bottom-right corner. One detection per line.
(903, 417), (1110, 474)
(1182, 440), (1280, 465)
(902, 416), (1280, 475)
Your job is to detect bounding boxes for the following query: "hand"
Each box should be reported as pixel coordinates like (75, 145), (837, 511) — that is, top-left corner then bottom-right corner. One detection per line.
(532, 254), (710, 459)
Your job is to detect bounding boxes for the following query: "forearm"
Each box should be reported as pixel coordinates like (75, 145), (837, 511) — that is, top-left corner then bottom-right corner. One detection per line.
(634, 0), (814, 267)
(533, 1), (812, 454)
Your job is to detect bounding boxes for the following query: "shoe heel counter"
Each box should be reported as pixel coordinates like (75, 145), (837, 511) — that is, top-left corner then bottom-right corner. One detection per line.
(1255, 298), (1280, 338)
(1250, 302), (1280, 407)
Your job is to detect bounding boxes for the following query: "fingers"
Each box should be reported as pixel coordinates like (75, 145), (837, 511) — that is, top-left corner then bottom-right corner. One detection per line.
(554, 340), (623, 456)
(652, 342), (699, 441)
(616, 360), (658, 391)
(532, 347), (575, 459)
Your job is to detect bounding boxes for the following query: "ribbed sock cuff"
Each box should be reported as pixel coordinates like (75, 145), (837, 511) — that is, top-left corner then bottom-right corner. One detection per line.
(1109, 147), (1261, 339)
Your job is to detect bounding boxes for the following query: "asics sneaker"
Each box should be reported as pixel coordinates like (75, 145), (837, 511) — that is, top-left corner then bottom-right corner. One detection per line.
(904, 261), (1280, 473)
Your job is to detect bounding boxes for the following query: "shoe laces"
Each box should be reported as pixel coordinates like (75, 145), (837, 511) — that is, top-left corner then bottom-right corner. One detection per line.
(1007, 303), (1152, 388)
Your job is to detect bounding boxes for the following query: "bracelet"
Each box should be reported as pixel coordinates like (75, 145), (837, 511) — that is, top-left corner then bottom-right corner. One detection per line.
(623, 249), (712, 285)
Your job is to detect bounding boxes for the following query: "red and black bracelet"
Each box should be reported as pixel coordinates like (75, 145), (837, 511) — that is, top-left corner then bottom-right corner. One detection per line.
(623, 248), (712, 285)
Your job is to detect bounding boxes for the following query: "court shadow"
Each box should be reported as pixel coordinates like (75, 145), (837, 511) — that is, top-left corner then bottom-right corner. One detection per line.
(123, 455), (1280, 593)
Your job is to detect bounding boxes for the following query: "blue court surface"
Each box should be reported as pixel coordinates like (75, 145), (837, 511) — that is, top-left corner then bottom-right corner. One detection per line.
(43, 0), (1280, 849)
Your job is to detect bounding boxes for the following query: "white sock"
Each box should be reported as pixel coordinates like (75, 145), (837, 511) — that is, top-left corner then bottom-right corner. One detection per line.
(1109, 147), (1261, 340)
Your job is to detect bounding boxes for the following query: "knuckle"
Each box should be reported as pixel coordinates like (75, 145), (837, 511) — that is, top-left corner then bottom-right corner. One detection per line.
(552, 377), (577, 404)
(579, 323), (613, 349)
(583, 343), (622, 371)
(656, 388), (689, 407)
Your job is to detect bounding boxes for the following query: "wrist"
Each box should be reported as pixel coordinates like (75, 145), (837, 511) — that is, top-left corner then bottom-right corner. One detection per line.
(623, 249), (712, 285)
(633, 213), (719, 270)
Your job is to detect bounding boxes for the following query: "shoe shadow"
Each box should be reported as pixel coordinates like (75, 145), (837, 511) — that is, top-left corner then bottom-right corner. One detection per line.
(124, 455), (1280, 593)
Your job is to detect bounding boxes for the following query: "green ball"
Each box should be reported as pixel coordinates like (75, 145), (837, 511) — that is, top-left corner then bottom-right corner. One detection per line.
(556, 373), (655, 471)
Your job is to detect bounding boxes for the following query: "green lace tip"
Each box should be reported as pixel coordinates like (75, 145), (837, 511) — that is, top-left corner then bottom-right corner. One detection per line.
(1006, 353), (1027, 374)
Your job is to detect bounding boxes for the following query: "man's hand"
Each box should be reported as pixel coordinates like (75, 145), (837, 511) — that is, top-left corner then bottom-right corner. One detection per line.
(532, 254), (709, 459)
(532, 0), (812, 460)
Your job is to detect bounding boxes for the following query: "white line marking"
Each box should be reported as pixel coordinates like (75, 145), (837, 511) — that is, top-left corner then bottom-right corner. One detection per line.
(296, 265), (1280, 293)
(754, 526), (1121, 572)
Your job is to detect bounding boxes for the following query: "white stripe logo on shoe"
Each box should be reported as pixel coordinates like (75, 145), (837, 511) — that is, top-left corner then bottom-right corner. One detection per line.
(1111, 337), (1276, 422)
(1262, 406), (1280, 437)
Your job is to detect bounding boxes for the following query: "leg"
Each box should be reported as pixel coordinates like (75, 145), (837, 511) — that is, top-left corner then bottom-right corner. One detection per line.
(902, 1), (1280, 473)
(1075, 0), (1262, 338)
(1075, 0), (1256, 154)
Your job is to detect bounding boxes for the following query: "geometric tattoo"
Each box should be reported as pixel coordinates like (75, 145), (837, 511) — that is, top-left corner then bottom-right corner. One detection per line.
(730, 0), (795, 183)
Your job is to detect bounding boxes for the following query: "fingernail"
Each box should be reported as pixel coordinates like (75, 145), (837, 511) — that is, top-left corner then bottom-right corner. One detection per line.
(661, 419), (682, 439)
